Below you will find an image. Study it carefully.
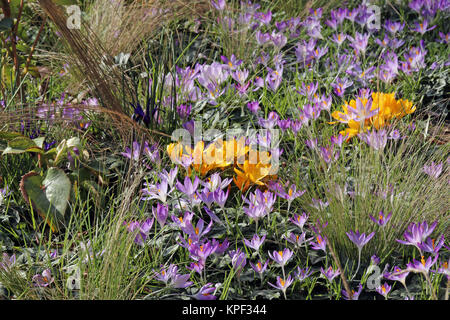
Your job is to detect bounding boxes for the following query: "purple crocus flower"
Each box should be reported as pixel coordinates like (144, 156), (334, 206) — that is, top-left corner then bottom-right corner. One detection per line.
(278, 183), (305, 204)
(301, 103), (321, 121)
(211, 0), (225, 10)
(407, 255), (439, 274)
(182, 218), (213, 242)
(342, 283), (363, 300)
(347, 97), (378, 122)
(331, 7), (347, 24)
(384, 265), (409, 286)
(297, 82), (318, 99)
(229, 248), (247, 277)
(32, 269), (54, 287)
(295, 267), (313, 282)
(331, 77), (352, 97)
(155, 264), (193, 288)
(417, 235), (445, 255)
(375, 34), (390, 49)
(345, 7), (359, 22)
(221, 54), (242, 71)
(358, 129), (388, 151)
(247, 101), (260, 114)
(265, 66), (283, 92)
(384, 20), (405, 34)
(212, 238), (229, 255)
(189, 240), (218, 264)
(396, 221), (438, 249)
(171, 211), (194, 230)
(320, 266), (340, 282)
(250, 260), (268, 275)
(371, 255), (380, 265)
(159, 167), (178, 188)
(277, 119), (291, 131)
(258, 111), (279, 130)
(348, 32), (370, 55)
(331, 33), (347, 46)
(423, 162), (443, 179)
(176, 176), (201, 197)
(125, 218), (154, 246)
(243, 234), (266, 251)
(290, 212), (309, 230)
(197, 189), (216, 208)
(411, 20), (436, 35)
(141, 179), (173, 204)
(310, 234), (327, 252)
(152, 203), (169, 228)
(284, 232), (311, 248)
(255, 30), (271, 45)
(270, 31), (287, 49)
(268, 275), (294, 295)
(435, 259), (450, 280)
(369, 211), (392, 227)
(243, 204), (267, 222)
(213, 188), (229, 209)
(325, 18), (338, 30)
(319, 145), (339, 164)
(255, 10), (272, 25)
(376, 282), (391, 298)
(202, 172), (232, 192)
(193, 283), (217, 300)
(346, 230), (375, 250)
(268, 248), (293, 267)
(305, 138), (318, 150)
(438, 32), (449, 44)
(330, 133), (348, 147)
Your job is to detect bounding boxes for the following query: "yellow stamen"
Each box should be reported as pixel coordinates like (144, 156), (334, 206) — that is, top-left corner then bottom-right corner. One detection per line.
(421, 256), (426, 266)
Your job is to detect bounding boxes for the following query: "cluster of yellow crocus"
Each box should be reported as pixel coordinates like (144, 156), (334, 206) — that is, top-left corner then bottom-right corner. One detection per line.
(331, 92), (416, 139)
(167, 137), (274, 191)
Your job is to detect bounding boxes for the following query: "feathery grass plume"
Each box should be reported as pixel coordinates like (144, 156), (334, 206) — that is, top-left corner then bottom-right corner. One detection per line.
(85, 0), (210, 58)
(37, 0), (129, 136)
(37, 0), (209, 140)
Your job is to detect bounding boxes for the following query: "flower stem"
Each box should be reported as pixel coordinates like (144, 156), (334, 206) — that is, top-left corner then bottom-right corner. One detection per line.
(422, 271), (437, 300)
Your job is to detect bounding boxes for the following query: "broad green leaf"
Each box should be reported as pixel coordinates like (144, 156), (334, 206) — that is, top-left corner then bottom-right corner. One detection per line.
(2, 136), (43, 155)
(20, 168), (71, 232)
(33, 137), (46, 149)
(66, 137), (82, 150)
(0, 132), (23, 140)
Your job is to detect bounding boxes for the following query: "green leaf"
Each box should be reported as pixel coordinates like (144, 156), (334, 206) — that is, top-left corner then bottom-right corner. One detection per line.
(20, 168), (71, 233)
(2, 136), (43, 155)
(0, 131), (23, 140)
(33, 137), (46, 149)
